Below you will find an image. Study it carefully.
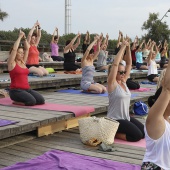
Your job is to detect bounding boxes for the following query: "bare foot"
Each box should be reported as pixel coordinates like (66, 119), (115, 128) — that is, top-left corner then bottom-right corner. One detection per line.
(12, 101), (25, 106)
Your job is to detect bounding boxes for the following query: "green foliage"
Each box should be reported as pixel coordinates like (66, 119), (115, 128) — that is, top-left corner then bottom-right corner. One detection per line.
(0, 9), (8, 21)
(142, 13), (170, 44)
(0, 28), (118, 52)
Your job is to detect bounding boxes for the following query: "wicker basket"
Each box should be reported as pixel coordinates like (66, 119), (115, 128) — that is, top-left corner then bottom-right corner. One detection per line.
(78, 116), (119, 145)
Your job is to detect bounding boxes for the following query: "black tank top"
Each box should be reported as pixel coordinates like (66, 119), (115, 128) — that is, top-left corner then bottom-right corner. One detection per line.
(64, 50), (76, 64)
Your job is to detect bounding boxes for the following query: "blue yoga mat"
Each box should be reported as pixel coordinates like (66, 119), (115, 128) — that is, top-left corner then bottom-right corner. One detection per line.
(140, 81), (157, 85)
(0, 119), (19, 127)
(56, 89), (138, 98)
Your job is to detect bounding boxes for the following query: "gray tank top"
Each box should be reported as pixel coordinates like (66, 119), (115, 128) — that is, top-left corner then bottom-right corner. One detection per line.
(107, 83), (131, 121)
(81, 66), (95, 83)
(96, 50), (107, 67)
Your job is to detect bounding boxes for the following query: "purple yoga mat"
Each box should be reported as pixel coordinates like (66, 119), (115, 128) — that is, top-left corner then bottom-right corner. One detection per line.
(0, 119), (18, 127)
(2, 150), (141, 170)
(0, 98), (95, 117)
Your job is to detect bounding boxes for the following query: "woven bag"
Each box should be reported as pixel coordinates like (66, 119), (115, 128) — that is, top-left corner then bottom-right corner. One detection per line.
(78, 117), (119, 145)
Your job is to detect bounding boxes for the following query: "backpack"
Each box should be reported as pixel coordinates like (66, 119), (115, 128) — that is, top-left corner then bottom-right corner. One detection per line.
(133, 101), (149, 116)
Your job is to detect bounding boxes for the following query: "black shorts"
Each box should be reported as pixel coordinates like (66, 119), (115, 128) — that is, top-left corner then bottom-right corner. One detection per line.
(147, 74), (158, 82)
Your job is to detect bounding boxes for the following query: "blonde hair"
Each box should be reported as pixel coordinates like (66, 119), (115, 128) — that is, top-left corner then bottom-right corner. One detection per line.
(157, 69), (166, 89)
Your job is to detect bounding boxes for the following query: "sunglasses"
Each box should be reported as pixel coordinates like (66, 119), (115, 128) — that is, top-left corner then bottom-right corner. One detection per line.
(118, 71), (126, 75)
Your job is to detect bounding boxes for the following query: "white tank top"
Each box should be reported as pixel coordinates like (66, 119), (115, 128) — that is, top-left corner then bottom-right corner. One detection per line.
(143, 120), (170, 169)
(107, 83), (131, 121)
(147, 60), (158, 76)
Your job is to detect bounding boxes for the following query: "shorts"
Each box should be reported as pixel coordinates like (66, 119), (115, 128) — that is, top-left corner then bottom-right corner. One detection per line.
(81, 81), (94, 91)
(136, 62), (142, 69)
(147, 74), (159, 82)
(141, 162), (161, 170)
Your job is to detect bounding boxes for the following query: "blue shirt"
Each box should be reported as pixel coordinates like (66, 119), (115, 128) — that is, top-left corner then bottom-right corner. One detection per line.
(135, 52), (143, 63)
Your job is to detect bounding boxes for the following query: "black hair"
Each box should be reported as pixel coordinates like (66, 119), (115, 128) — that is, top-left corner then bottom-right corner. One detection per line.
(89, 48), (94, 54)
(54, 35), (58, 40)
(148, 87), (162, 107)
(136, 45), (140, 50)
(160, 47), (165, 54)
(66, 40), (71, 46)
(32, 32), (37, 37)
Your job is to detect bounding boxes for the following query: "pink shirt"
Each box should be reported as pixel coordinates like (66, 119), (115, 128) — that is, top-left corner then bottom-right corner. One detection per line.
(50, 43), (59, 56)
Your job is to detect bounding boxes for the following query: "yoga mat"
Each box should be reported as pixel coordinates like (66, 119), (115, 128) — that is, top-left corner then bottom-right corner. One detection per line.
(114, 138), (146, 148)
(57, 89), (108, 96)
(57, 89), (138, 98)
(2, 149), (141, 170)
(140, 81), (157, 85)
(130, 87), (151, 92)
(0, 98), (94, 117)
(0, 119), (19, 127)
(28, 73), (56, 77)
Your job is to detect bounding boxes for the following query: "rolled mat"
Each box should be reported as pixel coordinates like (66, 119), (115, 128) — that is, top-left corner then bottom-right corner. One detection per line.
(1, 149), (141, 170)
(0, 119), (19, 127)
(0, 97), (95, 117)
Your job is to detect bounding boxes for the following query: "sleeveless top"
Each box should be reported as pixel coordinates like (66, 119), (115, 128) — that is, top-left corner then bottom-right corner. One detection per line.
(9, 64), (30, 89)
(96, 50), (107, 67)
(50, 43), (59, 56)
(147, 60), (158, 76)
(81, 66), (95, 84)
(143, 120), (170, 169)
(135, 51), (143, 63)
(27, 45), (39, 65)
(107, 83), (131, 121)
(160, 56), (166, 64)
(64, 50), (76, 64)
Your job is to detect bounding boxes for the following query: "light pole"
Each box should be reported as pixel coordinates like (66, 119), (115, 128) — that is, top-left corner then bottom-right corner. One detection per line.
(160, 9), (170, 22)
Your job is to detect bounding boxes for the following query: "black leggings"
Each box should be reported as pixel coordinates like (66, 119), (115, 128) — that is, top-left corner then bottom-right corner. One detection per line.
(64, 63), (81, 71)
(9, 89), (45, 106)
(51, 56), (64, 61)
(116, 117), (144, 142)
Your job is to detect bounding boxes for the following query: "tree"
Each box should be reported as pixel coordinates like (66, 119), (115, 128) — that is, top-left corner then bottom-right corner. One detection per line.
(142, 13), (170, 44)
(0, 9), (8, 21)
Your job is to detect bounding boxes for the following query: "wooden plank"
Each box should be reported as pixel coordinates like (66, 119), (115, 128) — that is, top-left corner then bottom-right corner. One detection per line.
(38, 113), (90, 137)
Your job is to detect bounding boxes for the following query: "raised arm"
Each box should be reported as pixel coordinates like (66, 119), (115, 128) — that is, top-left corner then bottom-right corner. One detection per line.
(35, 21), (41, 46)
(27, 22), (38, 43)
(81, 36), (99, 63)
(147, 41), (154, 65)
(137, 40), (145, 52)
(123, 37), (132, 81)
(146, 58), (170, 139)
(7, 30), (25, 70)
(107, 41), (127, 92)
(23, 37), (30, 63)
(73, 33), (81, 50)
(64, 33), (80, 53)
(116, 31), (122, 48)
(51, 27), (58, 43)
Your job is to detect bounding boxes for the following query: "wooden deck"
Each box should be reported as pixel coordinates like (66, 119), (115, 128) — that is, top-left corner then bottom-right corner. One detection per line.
(0, 84), (156, 169)
(0, 83), (156, 140)
(0, 128), (145, 169)
(0, 71), (149, 90)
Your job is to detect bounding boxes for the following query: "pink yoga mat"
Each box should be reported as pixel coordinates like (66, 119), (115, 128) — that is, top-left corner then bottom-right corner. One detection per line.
(114, 138), (146, 148)
(130, 88), (151, 92)
(0, 98), (95, 117)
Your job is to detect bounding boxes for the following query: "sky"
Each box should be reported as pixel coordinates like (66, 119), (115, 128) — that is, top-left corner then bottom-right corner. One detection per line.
(0, 0), (170, 40)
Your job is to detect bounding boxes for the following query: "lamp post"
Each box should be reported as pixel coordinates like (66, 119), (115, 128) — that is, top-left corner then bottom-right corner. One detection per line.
(160, 9), (170, 22)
